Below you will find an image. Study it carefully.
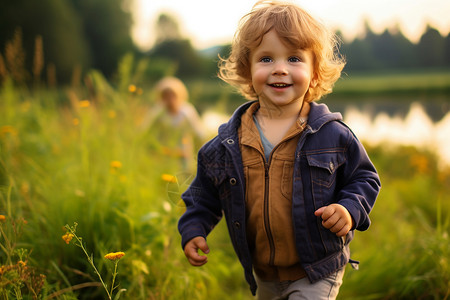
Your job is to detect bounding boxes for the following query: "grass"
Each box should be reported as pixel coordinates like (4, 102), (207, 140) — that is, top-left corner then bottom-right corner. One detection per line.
(0, 69), (449, 299)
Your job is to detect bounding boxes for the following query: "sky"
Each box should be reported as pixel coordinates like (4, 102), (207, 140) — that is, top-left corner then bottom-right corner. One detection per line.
(131, 0), (450, 51)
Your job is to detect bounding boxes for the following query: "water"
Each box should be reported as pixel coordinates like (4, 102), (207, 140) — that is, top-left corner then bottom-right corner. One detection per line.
(202, 99), (450, 169)
(342, 102), (450, 168)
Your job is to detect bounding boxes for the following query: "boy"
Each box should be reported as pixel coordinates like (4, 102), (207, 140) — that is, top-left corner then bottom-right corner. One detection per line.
(178, 1), (381, 298)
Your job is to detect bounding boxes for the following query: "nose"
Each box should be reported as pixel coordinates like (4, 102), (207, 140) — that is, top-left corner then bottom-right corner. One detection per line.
(272, 61), (288, 76)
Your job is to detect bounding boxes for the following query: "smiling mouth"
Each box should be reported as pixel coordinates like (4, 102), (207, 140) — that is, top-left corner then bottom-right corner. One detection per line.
(269, 83), (292, 88)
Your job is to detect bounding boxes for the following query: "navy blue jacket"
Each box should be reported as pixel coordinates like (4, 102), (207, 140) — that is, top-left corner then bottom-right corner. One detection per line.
(178, 101), (381, 295)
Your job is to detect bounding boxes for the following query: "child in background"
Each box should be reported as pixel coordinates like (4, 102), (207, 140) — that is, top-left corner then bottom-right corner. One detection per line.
(178, 1), (380, 299)
(144, 76), (205, 171)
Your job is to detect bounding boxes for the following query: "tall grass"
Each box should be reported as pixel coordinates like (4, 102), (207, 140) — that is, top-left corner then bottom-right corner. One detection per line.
(0, 72), (251, 299)
(1, 65), (449, 298)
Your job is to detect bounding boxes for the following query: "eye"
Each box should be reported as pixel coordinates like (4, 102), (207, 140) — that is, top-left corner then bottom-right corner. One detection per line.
(259, 57), (272, 63)
(288, 56), (301, 63)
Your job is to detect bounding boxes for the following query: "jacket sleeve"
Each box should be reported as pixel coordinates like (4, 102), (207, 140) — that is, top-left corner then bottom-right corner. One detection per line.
(337, 131), (381, 231)
(178, 144), (223, 249)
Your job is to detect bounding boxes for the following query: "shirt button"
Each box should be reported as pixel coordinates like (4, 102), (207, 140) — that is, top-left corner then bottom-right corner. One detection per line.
(229, 178), (237, 185)
(234, 221), (241, 229)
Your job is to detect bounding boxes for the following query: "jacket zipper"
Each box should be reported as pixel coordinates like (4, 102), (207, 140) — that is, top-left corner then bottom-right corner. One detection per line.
(258, 124), (303, 267)
(264, 161), (276, 266)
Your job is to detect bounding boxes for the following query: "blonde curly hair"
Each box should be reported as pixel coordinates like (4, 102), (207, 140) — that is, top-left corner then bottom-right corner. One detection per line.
(218, 0), (345, 102)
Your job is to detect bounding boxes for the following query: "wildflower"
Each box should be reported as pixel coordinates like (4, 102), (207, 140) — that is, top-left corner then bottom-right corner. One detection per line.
(62, 232), (74, 244)
(161, 173), (177, 183)
(0, 215), (6, 222)
(79, 100), (90, 108)
(110, 161), (122, 169)
(110, 161), (122, 175)
(104, 252), (125, 261)
(128, 84), (137, 93)
(73, 118), (80, 126)
(108, 110), (116, 119)
(0, 125), (17, 137)
(18, 260), (27, 267)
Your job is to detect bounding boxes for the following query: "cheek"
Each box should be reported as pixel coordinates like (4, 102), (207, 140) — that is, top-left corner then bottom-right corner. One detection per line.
(294, 69), (313, 87)
(251, 68), (267, 90)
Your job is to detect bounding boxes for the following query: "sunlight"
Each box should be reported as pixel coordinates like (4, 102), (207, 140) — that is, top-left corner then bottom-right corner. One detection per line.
(131, 0), (450, 50)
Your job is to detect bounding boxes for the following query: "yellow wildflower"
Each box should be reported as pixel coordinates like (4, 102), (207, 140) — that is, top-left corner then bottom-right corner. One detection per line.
(62, 232), (74, 244)
(104, 252), (125, 261)
(110, 161), (122, 169)
(108, 110), (116, 119)
(18, 260), (27, 267)
(128, 84), (137, 93)
(0, 215), (6, 222)
(110, 161), (122, 175)
(1, 125), (17, 137)
(79, 100), (90, 108)
(161, 174), (177, 183)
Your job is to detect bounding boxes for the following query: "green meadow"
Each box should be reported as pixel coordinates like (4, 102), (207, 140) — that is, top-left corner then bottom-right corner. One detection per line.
(1, 69), (449, 299)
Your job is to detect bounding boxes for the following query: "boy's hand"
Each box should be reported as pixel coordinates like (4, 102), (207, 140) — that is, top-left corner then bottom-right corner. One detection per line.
(184, 236), (210, 266)
(314, 204), (354, 237)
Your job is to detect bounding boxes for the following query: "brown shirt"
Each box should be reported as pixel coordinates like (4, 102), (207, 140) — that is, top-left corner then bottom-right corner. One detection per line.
(238, 102), (308, 281)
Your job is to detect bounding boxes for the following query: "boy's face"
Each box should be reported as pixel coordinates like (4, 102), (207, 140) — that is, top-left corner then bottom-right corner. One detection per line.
(250, 30), (316, 110)
(161, 89), (180, 114)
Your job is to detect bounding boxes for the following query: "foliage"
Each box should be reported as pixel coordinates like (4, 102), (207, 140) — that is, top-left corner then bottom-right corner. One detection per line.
(68, 0), (134, 77)
(340, 22), (450, 71)
(0, 0), (134, 83)
(339, 145), (450, 299)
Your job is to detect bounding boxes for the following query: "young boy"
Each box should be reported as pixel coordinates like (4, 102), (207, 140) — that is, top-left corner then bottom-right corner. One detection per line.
(178, 1), (381, 298)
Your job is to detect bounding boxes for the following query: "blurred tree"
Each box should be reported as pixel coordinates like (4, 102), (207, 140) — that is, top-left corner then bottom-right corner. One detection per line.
(417, 25), (445, 68)
(0, 0), (90, 84)
(372, 26), (416, 69)
(341, 38), (378, 71)
(148, 13), (208, 80)
(0, 0), (133, 84)
(444, 34), (450, 67)
(150, 39), (206, 79)
(339, 20), (448, 72)
(68, 0), (134, 78)
(155, 13), (182, 44)
(340, 22), (380, 71)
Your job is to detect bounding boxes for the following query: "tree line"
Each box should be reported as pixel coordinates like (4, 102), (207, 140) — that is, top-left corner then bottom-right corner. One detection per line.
(338, 22), (450, 71)
(0, 0), (449, 86)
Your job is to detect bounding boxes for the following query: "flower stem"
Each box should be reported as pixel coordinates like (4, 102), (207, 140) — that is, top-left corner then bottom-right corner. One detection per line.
(110, 260), (119, 296)
(66, 225), (112, 300)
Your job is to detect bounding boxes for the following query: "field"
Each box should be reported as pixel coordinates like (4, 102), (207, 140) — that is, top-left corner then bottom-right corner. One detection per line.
(1, 69), (450, 299)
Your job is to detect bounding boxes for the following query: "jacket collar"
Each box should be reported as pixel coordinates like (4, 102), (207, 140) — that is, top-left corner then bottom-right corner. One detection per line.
(303, 102), (342, 133)
(217, 101), (342, 139)
(218, 101), (256, 141)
